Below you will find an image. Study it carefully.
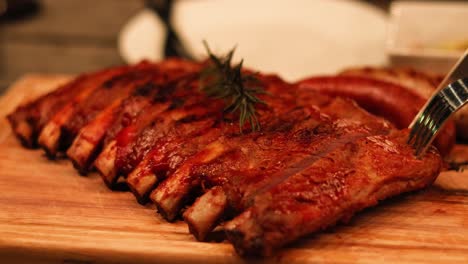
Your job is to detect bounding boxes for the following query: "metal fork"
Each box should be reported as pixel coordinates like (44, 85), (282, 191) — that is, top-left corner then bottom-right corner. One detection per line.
(408, 49), (468, 157)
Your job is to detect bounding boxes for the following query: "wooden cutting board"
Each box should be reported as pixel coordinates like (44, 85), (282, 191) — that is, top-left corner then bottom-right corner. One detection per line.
(1, 75), (468, 264)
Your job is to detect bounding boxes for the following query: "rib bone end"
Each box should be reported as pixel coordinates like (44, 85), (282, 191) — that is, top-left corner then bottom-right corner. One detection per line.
(38, 121), (62, 158)
(67, 136), (95, 174)
(224, 209), (269, 257)
(12, 120), (35, 148)
(183, 187), (227, 241)
(127, 169), (158, 204)
(94, 141), (118, 188)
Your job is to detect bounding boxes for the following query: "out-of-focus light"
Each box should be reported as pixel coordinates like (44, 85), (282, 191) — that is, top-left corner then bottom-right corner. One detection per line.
(0, 0), (7, 16)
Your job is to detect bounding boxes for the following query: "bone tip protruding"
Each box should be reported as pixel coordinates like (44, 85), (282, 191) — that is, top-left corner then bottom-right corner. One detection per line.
(94, 141), (118, 188)
(127, 170), (158, 205)
(67, 138), (96, 175)
(183, 187), (228, 241)
(38, 121), (62, 158)
(13, 121), (36, 148)
(224, 210), (270, 257)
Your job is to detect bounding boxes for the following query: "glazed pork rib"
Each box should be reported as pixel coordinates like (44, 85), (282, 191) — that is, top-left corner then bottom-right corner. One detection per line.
(67, 64), (200, 173)
(224, 130), (441, 256)
(64, 67), (159, 170)
(35, 59), (200, 159)
(37, 62), (155, 158)
(156, 96), (391, 227)
(93, 69), (206, 186)
(7, 64), (132, 148)
(129, 84), (354, 207)
(126, 75), (300, 203)
(99, 73), (295, 192)
(126, 117), (233, 203)
(7, 58), (447, 257)
(169, 99), (441, 255)
(95, 78), (227, 187)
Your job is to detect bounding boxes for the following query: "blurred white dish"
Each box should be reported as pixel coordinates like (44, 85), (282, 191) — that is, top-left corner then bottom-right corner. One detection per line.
(388, 1), (468, 74)
(119, 0), (388, 81)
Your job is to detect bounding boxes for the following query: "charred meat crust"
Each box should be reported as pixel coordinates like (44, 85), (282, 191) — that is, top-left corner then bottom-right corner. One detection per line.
(6, 69), (125, 148)
(67, 69), (200, 173)
(223, 132), (442, 256)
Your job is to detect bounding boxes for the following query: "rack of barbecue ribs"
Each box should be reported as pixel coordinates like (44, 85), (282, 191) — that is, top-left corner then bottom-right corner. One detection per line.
(7, 57), (456, 257)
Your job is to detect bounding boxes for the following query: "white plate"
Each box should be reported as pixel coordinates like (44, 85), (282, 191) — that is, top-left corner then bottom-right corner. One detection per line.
(387, 1), (468, 73)
(118, 0), (388, 81)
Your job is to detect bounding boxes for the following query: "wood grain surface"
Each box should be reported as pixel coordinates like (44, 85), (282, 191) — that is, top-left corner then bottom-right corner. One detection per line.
(0, 75), (467, 264)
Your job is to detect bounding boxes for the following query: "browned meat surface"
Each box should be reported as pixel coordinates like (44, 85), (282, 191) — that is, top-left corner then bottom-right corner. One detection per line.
(37, 61), (154, 157)
(126, 75), (300, 203)
(94, 71), (220, 186)
(224, 131), (441, 256)
(63, 68), (154, 146)
(67, 62), (200, 173)
(126, 118), (233, 203)
(157, 97), (391, 231)
(7, 64), (131, 148)
(7, 59), (447, 258)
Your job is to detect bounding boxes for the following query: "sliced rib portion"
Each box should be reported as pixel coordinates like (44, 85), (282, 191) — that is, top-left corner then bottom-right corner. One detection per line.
(224, 130), (442, 256)
(63, 68), (155, 147)
(152, 98), (392, 222)
(95, 76), (226, 187)
(42, 58), (199, 161)
(6, 60), (447, 257)
(7, 65), (130, 148)
(95, 101), (171, 187)
(37, 62), (153, 157)
(126, 75), (301, 203)
(173, 98), (392, 239)
(126, 119), (232, 203)
(94, 73), (204, 187)
(64, 70), (156, 172)
(115, 99), (223, 176)
(66, 64), (200, 173)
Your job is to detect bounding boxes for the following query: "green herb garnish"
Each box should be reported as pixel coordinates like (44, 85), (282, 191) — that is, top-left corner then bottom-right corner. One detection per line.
(199, 41), (267, 132)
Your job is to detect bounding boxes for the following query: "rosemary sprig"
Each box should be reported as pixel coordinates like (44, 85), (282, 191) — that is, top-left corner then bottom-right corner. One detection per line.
(199, 41), (268, 132)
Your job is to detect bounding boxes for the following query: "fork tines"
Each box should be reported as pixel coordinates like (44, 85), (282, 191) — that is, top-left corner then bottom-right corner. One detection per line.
(408, 78), (468, 156)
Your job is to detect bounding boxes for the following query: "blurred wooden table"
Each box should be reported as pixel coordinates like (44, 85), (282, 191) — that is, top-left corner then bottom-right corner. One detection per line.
(0, 0), (144, 94)
(0, 0), (391, 95)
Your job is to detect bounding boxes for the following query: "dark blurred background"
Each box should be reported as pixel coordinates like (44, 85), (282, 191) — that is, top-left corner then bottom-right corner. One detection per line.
(0, 0), (390, 94)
